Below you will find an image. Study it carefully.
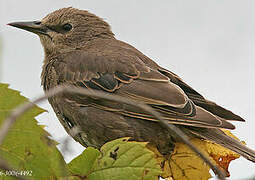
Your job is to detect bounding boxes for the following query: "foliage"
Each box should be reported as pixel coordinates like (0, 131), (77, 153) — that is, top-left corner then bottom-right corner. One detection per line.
(159, 136), (240, 180)
(68, 138), (161, 180)
(0, 84), (242, 179)
(0, 83), (67, 179)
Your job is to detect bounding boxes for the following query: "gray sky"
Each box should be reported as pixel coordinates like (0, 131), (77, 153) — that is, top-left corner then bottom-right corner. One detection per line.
(1, 1), (255, 179)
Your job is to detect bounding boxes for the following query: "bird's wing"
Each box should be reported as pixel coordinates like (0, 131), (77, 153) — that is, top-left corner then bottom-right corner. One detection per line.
(157, 67), (245, 121)
(51, 50), (235, 129)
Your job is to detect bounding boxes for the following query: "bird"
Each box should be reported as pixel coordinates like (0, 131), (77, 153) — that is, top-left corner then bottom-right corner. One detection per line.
(8, 7), (255, 162)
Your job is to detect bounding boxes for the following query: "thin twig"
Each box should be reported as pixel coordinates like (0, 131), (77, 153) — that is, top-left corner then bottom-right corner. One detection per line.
(0, 85), (226, 179)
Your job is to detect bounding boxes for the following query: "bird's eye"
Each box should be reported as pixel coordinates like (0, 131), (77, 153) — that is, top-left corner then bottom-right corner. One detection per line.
(34, 21), (41, 25)
(62, 23), (72, 31)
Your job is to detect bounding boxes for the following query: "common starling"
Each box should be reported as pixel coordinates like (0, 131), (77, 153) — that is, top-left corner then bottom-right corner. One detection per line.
(8, 7), (255, 162)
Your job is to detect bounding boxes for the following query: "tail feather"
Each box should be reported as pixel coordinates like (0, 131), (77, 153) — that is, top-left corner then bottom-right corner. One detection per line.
(190, 128), (255, 163)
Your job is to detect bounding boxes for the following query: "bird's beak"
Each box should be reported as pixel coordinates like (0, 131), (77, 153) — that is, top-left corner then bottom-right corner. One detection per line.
(7, 21), (48, 36)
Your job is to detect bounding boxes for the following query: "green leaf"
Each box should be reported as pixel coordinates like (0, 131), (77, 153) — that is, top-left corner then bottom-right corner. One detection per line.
(68, 147), (100, 176)
(0, 83), (68, 179)
(68, 137), (162, 180)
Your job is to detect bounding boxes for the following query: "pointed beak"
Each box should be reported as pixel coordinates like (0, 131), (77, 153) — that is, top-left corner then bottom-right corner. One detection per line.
(7, 21), (48, 36)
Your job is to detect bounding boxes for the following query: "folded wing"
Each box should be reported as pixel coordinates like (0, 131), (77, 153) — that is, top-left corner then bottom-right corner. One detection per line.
(51, 50), (236, 130)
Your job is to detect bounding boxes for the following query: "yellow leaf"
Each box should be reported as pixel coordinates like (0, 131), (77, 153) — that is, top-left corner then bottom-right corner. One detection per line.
(148, 130), (241, 180)
(206, 130), (241, 177)
(167, 139), (212, 180)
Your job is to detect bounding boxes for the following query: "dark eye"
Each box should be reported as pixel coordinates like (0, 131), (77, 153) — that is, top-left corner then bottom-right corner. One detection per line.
(34, 21), (41, 25)
(62, 23), (72, 31)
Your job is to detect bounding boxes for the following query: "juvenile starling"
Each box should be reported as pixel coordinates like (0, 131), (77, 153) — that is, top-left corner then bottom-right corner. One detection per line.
(8, 7), (255, 161)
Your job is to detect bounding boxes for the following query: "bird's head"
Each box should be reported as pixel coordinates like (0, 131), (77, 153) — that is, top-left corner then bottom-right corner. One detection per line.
(8, 7), (115, 56)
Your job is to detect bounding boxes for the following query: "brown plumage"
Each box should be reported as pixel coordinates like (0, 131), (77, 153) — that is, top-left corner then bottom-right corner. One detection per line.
(8, 7), (255, 162)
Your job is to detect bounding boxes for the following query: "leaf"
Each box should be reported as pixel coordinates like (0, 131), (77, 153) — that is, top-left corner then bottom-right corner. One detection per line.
(206, 130), (241, 177)
(166, 139), (212, 180)
(0, 83), (68, 179)
(68, 147), (100, 176)
(157, 132), (241, 180)
(68, 137), (162, 180)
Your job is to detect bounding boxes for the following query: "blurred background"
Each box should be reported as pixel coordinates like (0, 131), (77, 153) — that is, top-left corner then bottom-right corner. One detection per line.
(1, 1), (255, 179)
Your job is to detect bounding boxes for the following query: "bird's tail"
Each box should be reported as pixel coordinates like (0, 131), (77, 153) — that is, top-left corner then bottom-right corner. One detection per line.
(189, 128), (255, 163)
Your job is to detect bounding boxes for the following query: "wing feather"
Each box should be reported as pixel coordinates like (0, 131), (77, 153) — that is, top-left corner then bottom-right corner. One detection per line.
(158, 68), (245, 121)
(52, 50), (236, 129)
